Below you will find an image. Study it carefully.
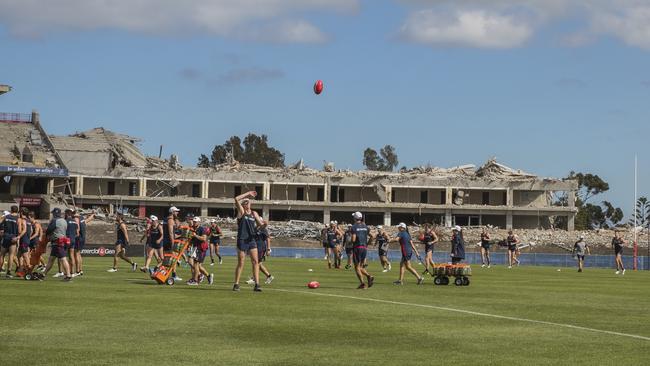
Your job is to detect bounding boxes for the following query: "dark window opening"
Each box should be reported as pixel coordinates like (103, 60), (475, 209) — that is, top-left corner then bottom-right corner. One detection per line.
(23, 178), (48, 194)
(296, 187), (305, 201)
(0, 176), (11, 194)
(330, 186), (338, 202)
(482, 191), (490, 205)
(129, 182), (137, 196)
(170, 186), (178, 196)
(440, 191), (446, 205)
(502, 191), (508, 205)
(234, 186), (242, 197)
(255, 185), (263, 199)
(339, 188), (345, 202)
(191, 183), (201, 198)
(420, 190), (428, 204)
(317, 187), (324, 201)
(107, 181), (116, 195)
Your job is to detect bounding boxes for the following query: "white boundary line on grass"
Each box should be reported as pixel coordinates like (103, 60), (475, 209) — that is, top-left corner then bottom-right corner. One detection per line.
(270, 288), (650, 342)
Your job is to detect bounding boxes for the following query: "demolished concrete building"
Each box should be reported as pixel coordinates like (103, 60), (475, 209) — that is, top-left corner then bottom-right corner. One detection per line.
(1, 110), (578, 229)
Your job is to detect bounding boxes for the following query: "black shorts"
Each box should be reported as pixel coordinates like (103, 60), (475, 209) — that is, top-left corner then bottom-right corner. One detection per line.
(327, 242), (337, 249)
(257, 241), (267, 262)
(352, 247), (367, 264)
(150, 241), (162, 250)
(576, 254), (585, 260)
(51, 244), (66, 259)
(425, 244), (434, 253)
(378, 249), (388, 257)
(29, 239), (38, 250)
(195, 250), (207, 263)
(18, 243), (30, 254)
(210, 238), (221, 245)
(116, 239), (128, 247)
(1, 236), (17, 249)
(73, 237), (85, 251)
(481, 243), (491, 250)
(508, 246), (517, 252)
(322, 242), (327, 248)
(401, 252), (413, 262)
(237, 239), (256, 253)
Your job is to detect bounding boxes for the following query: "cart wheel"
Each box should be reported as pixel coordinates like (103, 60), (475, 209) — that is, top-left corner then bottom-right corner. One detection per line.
(434, 276), (443, 285)
(462, 276), (470, 286)
(454, 277), (463, 286)
(166, 277), (175, 286)
(442, 276), (450, 285)
(24, 273), (32, 281)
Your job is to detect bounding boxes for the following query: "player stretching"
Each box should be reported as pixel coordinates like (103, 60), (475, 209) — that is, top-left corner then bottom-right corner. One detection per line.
(391, 223), (423, 285)
(506, 230), (520, 268)
(107, 214), (137, 272)
(480, 227), (491, 268)
(350, 212), (374, 289)
(420, 224), (438, 276)
(233, 191), (264, 292)
(612, 231), (625, 275)
(208, 219), (223, 265)
(573, 235), (590, 273)
(42, 208), (72, 281)
(374, 225), (391, 272)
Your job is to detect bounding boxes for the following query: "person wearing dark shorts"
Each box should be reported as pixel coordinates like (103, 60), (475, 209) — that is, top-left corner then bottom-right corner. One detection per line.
(28, 212), (45, 269)
(255, 224), (274, 285)
(419, 224), (438, 276)
(450, 226), (466, 265)
(17, 208), (31, 274)
(42, 208), (72, 281)
(233, 191), (265, 292)
(374, 225), (391, 272)
(142, 215), (163, 274)
(208, 219), (223, 265)
(324, 221), (342, 269)
(573, 235), (590, 272)
(350, 212), (374, 289)
(0, 206), (21, 278)
(391, 223), (423, 285)
(73, 212), (93, 277)
(480, 227), (491, 268)
(321, 226), (328, 261)
(107, 214), (137, 272)
(188, 217), (212, 286)
(612, 231), (626, 275)
(343, 225), (354, 270)
(506, 230), (520, 268)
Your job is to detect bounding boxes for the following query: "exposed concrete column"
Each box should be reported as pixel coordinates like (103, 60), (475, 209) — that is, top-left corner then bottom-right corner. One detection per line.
(139, 178), (147, 197)
(75, 176), (83, 196)
(201, 180), (209, 199)
(568, 191), (576, 208)
(506, 188), (514, 207)
(506, 211), (513, 230)
(445, 187), (453, 205)
(444, 209), (452, 227)
(263, 182), (270, 201)
(323, 208), (331, 225)
(200, 203), (208, 218)
(567, 214), (575, 231)
(385, 186), (392, 203)
(262, 205), (270, 221)
(46, 179), (54, 194)
(323, 182), (330, 202)
(383, 211), (391, 226)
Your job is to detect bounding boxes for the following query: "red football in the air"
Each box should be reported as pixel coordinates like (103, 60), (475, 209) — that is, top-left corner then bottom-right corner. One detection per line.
(313, 80), (323, 95)
(307, 281), (320, 289)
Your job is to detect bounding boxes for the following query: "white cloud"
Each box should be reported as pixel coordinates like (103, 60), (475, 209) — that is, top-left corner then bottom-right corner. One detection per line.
(398, 0), (650, 50)
(400, 9), (532, 48)
(0, 0), (359, 43)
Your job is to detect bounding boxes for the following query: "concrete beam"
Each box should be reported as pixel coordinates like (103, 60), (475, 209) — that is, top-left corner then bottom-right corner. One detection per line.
(139, 178), (146, 197)
(46, 179), (54, 195)
(445, 187), (453, 205)
(567, 214), (575, 231)
(75, 176), (83, 196)
(200, 204), (208, 218)
(445, 209), (452, 227)
(385, 186), (392, 203)
(383, 211), (391, 226)
(262, 205), (270, 221)
(323, 208), (331, 225)
(506, 188), (514, 207)
(201, 180), (209, 199)
(263, 182), (270, 201)
(568, 191), (576, 208)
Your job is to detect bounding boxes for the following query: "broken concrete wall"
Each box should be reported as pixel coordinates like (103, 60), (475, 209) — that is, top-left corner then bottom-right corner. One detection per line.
(514, 190), (547, 207)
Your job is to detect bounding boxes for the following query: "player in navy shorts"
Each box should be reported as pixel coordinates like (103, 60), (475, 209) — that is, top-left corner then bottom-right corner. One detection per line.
(391, 223), (423, 285)
(208, 219), (223, 265)
(187, 217), (213, 286)
(350, 212), (374, 289)
(233, 190), (265, 292)
(107, 214), (137, 272)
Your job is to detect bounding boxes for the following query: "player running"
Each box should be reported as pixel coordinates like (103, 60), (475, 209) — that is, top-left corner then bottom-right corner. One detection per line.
(573, 235), (590, 273)
(107, 213), (137, 272)
(506, 230), (520, 268)
(208, 219), (223, 265)
(480, 227), (491, 268)
(233, 191), (265, 292)
(350, 212), (374, 289)
(187, 217), (213, 286)
(374, 225), (391, 272)
(419, 224), (438, 276)
(391, 223), (424, 285)
(142, 215), (163, 273)
(324, 221), (342, 269)
(42, 208), (73, 281)
(612, 231), (626, 275)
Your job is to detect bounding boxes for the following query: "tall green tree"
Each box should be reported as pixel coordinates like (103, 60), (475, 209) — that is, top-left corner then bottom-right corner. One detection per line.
(362, 145), (399, 172)
(199, 134), (284, 168)
(629, 196), (650, 228)
(563, 171), (623, 229)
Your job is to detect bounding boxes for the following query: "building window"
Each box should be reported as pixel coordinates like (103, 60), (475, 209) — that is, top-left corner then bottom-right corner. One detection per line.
(482, 191), (490, 205)
(440, 191), (446, 205)
(330, 186), (338, 202)
(107, 181), (115, 195)
(170, 186), (178, 196)
(502, 191), (507, 205)
(317, 187), (324, 201)
(255, 186), (263, 198)
(339, 188), (345, 202)
(192, 183), (201, 198)
(393, 189), (398, 203)
(296, 187), (305, 201)
(129, 182), (137, 196)
(420, 190), (428, 204)
(234, 186), (241, 197)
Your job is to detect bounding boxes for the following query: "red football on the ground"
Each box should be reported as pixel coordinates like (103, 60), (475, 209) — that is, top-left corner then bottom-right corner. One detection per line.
(307, 281), (320, 289)
(313, 80), (323, 95)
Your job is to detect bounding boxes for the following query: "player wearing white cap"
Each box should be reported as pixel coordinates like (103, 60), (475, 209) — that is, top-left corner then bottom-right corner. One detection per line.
(187, 217), (213, 286)
(162, 206), (182, 281)
(391, 223), (424, 285)
(208, 219), (223, 265)
(324, 221), (343, 269)
(141, 215), (163, 273)
(350, 212), (374, 289)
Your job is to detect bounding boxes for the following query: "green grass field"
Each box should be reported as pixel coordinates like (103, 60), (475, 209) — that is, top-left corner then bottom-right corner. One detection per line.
(1, 257), (649, 365)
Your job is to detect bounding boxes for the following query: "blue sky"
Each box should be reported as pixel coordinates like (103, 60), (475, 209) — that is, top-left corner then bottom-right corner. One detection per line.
(1, 0), (649, 217)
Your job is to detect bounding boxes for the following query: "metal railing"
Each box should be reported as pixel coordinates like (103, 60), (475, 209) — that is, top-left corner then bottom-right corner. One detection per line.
(0, 112), (32, 123)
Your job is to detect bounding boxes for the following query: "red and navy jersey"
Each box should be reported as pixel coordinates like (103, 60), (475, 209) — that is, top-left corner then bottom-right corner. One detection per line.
(398, 231), (412, 254)
(66, 218), (78, 239)
(352, 223), (369, 248)
(191, 226), (206, 247)
(2, 214), (19, 236)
